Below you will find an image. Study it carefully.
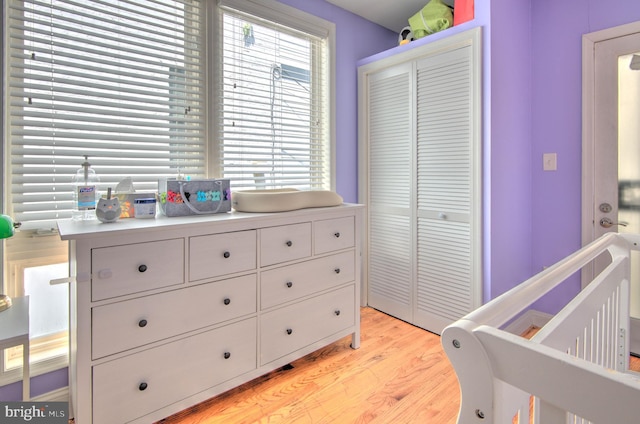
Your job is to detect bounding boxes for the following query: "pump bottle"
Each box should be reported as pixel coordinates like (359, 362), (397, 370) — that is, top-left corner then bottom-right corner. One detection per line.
(72, 155), (99, 220)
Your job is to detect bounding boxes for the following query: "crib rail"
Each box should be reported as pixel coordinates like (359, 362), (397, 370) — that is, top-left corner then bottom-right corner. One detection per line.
(442, 232), (640, 423)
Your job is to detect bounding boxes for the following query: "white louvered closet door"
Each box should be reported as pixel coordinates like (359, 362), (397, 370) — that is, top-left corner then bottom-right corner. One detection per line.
(414, 45), (478, 334)
(366, 63), (414, 322)
(359, 28), (481, 335)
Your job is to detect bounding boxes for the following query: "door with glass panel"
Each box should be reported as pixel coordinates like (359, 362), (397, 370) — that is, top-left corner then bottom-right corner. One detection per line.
(584, 25), (640, 354)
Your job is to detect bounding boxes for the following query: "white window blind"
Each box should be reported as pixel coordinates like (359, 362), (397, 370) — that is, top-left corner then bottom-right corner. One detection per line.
(216, 4), (330, 190)
(6, 0), (206, 230)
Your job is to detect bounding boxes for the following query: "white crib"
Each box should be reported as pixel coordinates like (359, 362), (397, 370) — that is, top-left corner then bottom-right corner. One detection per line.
(442, 232), (640, 423)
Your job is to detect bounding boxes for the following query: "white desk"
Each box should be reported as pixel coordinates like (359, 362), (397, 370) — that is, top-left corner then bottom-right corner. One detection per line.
(0, 296), (30, 400)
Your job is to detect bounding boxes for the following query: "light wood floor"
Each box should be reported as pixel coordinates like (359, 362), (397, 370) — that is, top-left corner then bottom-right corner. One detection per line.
(156, 307), (640, 424)
(156, 307), (460, 424)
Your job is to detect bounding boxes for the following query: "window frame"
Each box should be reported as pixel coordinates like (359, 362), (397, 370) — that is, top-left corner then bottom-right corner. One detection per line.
(210, 0), (337, 190)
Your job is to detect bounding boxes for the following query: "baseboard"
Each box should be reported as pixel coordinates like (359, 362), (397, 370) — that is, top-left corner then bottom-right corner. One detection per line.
(31, 386), (69, 403)
(504, 309), (552, 335)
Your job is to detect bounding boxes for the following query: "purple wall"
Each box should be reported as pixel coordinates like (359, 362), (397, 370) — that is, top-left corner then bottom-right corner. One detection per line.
(488, 1), (533, 300)
(277, 0), (397, 203)
(0, 368), (67, 402)
(530, 0), (640, 313)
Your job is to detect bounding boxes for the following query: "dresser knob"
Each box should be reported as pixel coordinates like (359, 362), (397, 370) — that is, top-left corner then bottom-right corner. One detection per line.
(139, 382), (148, 391)
(334, 310), (341, 316)
(138, 264), (148, 273)
(286, 281), (293, 288)
(334, 232), (340, 238)
(223, 251), (230, 259)
(334, 268), (341, 274)
(138, 319), (148, 328)
(224, 352), (231, 359)
(286, 328), (293, 335)
(223, 298), (231, 305)
(286, 240), (293, 247)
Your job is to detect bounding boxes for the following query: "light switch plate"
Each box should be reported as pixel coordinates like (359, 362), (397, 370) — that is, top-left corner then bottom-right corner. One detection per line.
(543, 153), (557, 171)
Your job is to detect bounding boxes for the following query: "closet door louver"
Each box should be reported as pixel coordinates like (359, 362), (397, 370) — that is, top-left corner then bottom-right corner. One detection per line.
(366, 64), (414, 322)
(414, 46), (476, 333)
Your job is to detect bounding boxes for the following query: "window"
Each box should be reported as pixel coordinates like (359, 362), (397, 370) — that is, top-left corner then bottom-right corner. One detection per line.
(3, 0), (205, 384)
(1, 231), (68, 384)
(214, 0), (334, 190)
(6, 0), (206, 231)
(3, 0), (333, 385)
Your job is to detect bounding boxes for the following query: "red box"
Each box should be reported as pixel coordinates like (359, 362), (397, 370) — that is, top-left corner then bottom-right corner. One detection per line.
(454, 0), (474, 26)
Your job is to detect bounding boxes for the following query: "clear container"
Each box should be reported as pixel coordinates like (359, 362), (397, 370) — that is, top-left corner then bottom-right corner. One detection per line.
(72, 156), (100, 221)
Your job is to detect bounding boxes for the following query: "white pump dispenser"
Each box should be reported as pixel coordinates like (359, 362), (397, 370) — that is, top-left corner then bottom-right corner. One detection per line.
(72, 155), (100, 220)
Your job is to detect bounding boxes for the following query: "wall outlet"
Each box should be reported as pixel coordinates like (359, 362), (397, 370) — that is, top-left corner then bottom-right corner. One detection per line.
(543, 153), (557, 171)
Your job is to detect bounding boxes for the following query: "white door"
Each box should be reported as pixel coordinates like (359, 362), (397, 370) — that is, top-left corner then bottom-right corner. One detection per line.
(365, 62), (415, 323)
(413, 44), (481, 334)
(583, 23), (640, 354)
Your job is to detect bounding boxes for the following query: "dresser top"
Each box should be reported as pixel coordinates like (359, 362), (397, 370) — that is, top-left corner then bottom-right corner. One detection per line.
(57, 203), (364, 241)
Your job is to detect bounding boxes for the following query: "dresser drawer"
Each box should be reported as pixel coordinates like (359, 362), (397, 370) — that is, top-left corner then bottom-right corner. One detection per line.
(92, 317), (257, 424)
(260, 285), (355, 366)
(260, 223), (311, 267)
(314, 216), (355, 254)
(189, 230), (257, 281)
(261, 251), (355, 309)
(92, 274), (257, 359)
(92, 239), (184, 301)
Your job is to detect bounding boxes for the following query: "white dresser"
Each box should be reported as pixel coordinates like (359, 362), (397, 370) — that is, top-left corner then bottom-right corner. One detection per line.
(57, 204), (363, 424)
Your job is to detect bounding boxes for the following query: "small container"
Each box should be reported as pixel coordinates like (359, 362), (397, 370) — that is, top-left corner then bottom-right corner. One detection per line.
(134, 198), (156, 219)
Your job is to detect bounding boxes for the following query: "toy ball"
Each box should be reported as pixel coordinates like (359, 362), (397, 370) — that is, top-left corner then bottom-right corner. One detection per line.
(398, 26), (414, 45)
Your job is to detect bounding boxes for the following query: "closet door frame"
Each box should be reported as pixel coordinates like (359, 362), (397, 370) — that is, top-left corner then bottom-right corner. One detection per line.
(358, 27), (482, 327)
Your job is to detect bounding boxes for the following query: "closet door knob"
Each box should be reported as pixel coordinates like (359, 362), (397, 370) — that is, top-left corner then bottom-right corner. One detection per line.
(334, 310), (341, 316)
(138, 264), (148, 273)
(224, 352), (231, 359)
(139, 382), (148, 391)
(286, 281), (293, 288)
(334, 268), (341, 274)
(286, 328), (293, 335)
(138, 319), (148, 328)
(334, 232), (340, 238)
(223, 298), (231, 305)
(286, 240), (293, 247)
(223, 251), (231, 259)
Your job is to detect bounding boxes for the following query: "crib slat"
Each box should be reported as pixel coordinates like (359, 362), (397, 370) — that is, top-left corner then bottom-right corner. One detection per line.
(534, 398), (565, 424)
(494, 380), (529, 423)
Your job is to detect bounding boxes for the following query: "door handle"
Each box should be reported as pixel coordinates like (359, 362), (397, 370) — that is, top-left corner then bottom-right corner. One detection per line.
(599, 217), (629, 228)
